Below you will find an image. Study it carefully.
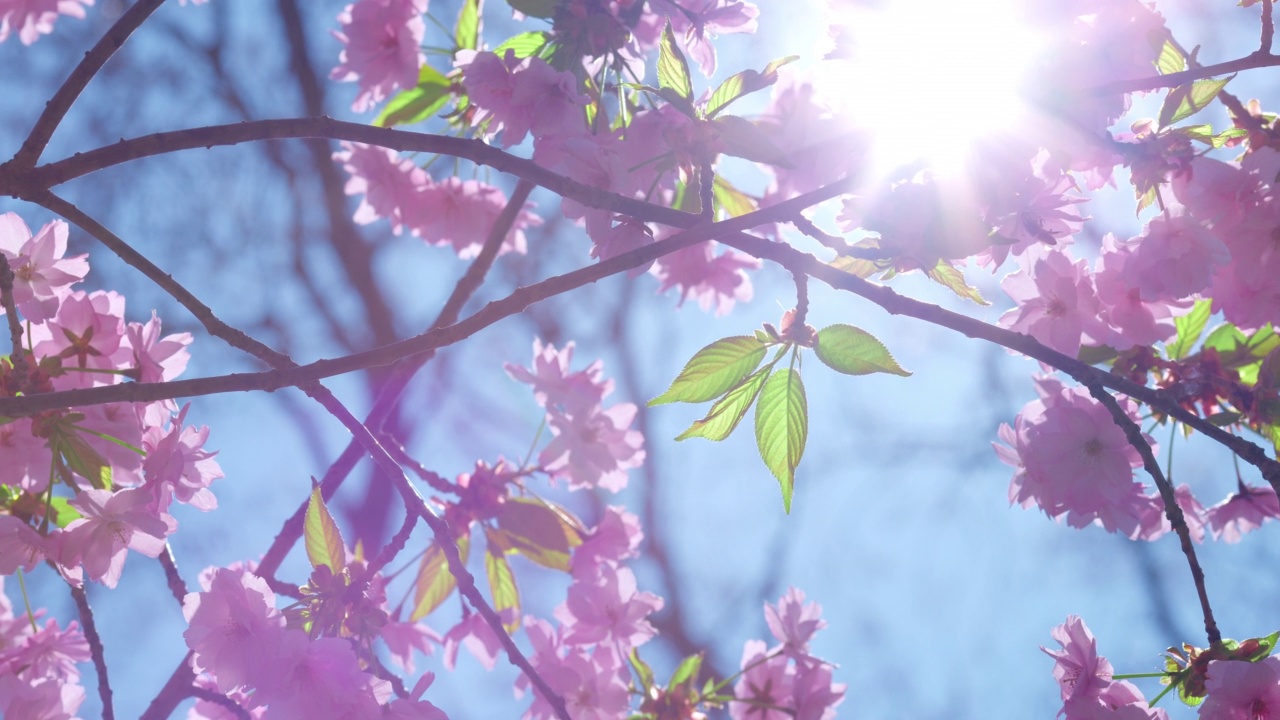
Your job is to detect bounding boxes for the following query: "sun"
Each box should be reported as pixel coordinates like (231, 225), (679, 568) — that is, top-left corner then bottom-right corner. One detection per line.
(817, 0), (1043, 179)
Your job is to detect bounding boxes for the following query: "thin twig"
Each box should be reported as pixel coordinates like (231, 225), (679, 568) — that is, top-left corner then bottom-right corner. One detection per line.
(1081, 380), (1221, 646)
(71, 583), (113, 720)
(158, 545), (189, 607)
(11, 0), (168, 168)
(367, 509), (419, 578)
(1093, 53), (1280, 95)
(0, 256), (32, 390)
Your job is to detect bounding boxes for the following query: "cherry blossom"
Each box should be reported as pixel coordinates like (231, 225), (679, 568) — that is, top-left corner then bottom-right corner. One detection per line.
(730, 639), (794, 720)
(0, 214), (87, 322)
(61, 487), (172, 588)
(1200, 656), (1280, 720)
(1205, 481), (1280, 543)
(0, 0), (92, 45)
(1043, 615), (1114, 702)
(540, 403), (645, 492)
(765, 588), (826, 659)
(183, 567), (287, 694)
(331, 0), (427, 113)
(999, 245), (1110, 358)
(556, 564), (663, 648)
(652, 241), (759, 316)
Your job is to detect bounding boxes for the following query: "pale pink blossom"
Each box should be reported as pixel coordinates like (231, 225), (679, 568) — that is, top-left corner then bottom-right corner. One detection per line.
(125, 312), (191, 384)
(570, 506), (643, 580)
(0, 0), (93, 45)
(406, 176), (540, 258)
(1200, 656), (1280, 720)
(1000, 245), (1110, 358)
(142, 404), (222, 511)
(652, 241), (759, 316)
(505, 339), (608, 417)
(0, 674), (86, 720)
(1205, 482), (1280, 543)
(0, 214), (88, 322)
(182, 567), (286, 693)
(0, 619), (90, 683)
(730, 639), (794, 720)
(1042, 615), (1114, 702)
(518, 618), (630, 720)
(1121, 211), (1229, 303)
(540, 403), (645, 492)
(556, 565), (662, 648)
(381, 616), (440, 674)
(333, 141), (429, 233)
(792, 661), (845, 720)
(652, 0), (759, 76)
(0, 514), (47, 574)
(1060, 680), (1168, 719)
(442, 610), (503, 671)
(330, 0), (427, 113)
(997, 378), (1153, 537)
(459, 50), (588, 147)
(61, 487), (171, 588)
(253, 631), (385, 718)
(765, 588), (826, 658)
(1092, 235), (1182, 351)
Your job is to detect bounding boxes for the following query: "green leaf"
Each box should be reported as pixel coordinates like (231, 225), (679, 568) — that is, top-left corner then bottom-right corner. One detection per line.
(1155, 39), (1186, 75)
(1214, 126), (1250, 147)
(629, 649), (655, 691)
(814, 324), (911, 377)
(455, 0), (482, 51)
(702, 55), (799, 119)
(1077, 344), (1120, 366)
(1159, 76), (1234, 128)
(304, 485), (346, 574)
(657, 21), (693, 102)
(1203, 323), (1280, 383)
(754, 368), (807, 514)
(1167, 299), (1212, 359)
(410, 534), (470, 622)
(506, 0), (556, 18)
(1204, 410), (1242, 426)
(712, 115), (794, 168)
(494, 496), (584, 571)
(484, 530), (521, 632)
(676, 365), (771, 441)
(47, 496), (82, 528)
(375, 65), (453, 127)
(650, 336), (767, 405)
(492, 31), (551, 59)
(669, 653), (703, 688)
(712, 176), (758, 219)
(55, 431), (112, 491)
(830, 239), (889, 279)
(926, 261), (989, 305)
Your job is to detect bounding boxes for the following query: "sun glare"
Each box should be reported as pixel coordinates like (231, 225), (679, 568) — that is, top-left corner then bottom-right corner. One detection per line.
(820, 0), (1042, 179)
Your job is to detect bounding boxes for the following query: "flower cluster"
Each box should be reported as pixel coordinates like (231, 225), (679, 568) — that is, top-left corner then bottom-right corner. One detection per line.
(0, 577), (89, 718)
(0, 213), (221, 589)
(1043, 616), (1168, 720)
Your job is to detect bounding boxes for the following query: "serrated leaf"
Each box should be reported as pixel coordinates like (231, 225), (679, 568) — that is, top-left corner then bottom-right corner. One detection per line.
(1167, 299), (1212, 359)
(305, 486), (346, 574)
(506, 0), (557, 18)
(492, 31), (551, 59)
(1156, 39), (1186, 75)
(713, 115), (794, 168)
(651, 336), (767, 406)
(484, 530), (520, 633)
(410, 534), (470, 622)
(703, 55), (798, 119)
(754, 368), (807, 514)
(712, 176), (758, 219)
(814, 324), (911, 376)
(658, 21), (693, 102)
(494, 496), (583, 571)
(455, 0), (482, 51)
(676, 365), (771, 441)
(1159, 76), (1234, 128)
(375, 65), (453, 127)
(926, 261), (989, 305)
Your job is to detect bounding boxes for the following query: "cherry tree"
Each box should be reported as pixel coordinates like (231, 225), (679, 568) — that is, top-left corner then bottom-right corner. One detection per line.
(2, 0), (1280, 718)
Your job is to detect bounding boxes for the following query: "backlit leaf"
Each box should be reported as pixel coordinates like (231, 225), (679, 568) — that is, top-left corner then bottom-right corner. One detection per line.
(375, 65), (452, 127)
(1159, 76), (1234, 128)
(410, 534), (470, 622)
(305, 485), (346, 574)
(926, 261), (989, 305)
(651, 335), (767, 405)
(677, 366), (770, 441)
(755, 368), (807, 514)
(484, 529), (521, 632)
(1167, 298), (1212, 360)
(494, 496), (584, 571)
(455, 0), (481, 51)
(658, 21), (693, 101)
(814, 324), (911, 376)
(703, 55), (798, 118)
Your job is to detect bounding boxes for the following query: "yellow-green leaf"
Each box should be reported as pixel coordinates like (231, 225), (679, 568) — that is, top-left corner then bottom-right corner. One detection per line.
(754, 368), (807, 513)
(651, 335), (767, 406)
(410, 534), (470, 622)
(676, 366), (771, 441)
(304, 485), (346, 574)
(814, 324), (911, 376)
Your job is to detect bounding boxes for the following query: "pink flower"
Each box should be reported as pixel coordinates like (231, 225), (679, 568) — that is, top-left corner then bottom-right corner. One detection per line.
(518, 618), (630, 720)
(505, 339), (609, 417)
(333, 141), (429, 234)
(459, 50), (588, 147)
(442, 610), (503, 671)
(999, 245), (1109, 358)
(1042, 615), (1114, 702)
(1200, 656), (1280, 720)
(570, 506), (643, 580)
(1060, 680), (1168, 719)
(0, 514), (47, 575)
(1121, 211), (1229, 303)
(125, 312), (191, 384)
(556, 565), (663, 648)
(997, 378), (1153, 537)
(1093, 235), (1182, 351)
(0, 214), (88, 322)
(792, 660), (845, 720)
(61, 487), (172, 588)
(381, 616), (440, 674)
(0, 0), (92, 45)
(765, 588), (826, 658)
(591, 216), (654, 276)
(730, 639), (794, 720)
(330, 0), (427, 113)
(142, 404), (222, 511)
(253, 631), (386, 718)
(652, 0), (759, 76)
(0, 674), (86, 720)
(1205, 482), (1280, 543)
(0, 619), (90, 683)
(182, 567), (286, 693)
(652, 241), (759, 316)
(540, 403), (645, 492)
(406, 176), (540, 258)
